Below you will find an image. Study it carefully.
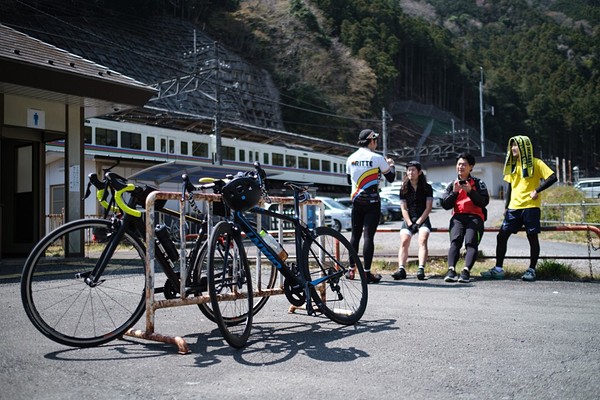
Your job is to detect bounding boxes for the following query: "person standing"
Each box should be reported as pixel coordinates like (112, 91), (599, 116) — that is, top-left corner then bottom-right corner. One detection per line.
(346, 129), (396, 284)
(392, 161), (433, 281)
(442, 153), (490, 283)
(481, 135), (557, 281)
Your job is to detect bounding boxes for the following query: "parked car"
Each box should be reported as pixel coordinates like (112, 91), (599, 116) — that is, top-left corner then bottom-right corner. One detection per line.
(267, 203), (333, 230)
(574, 178), (600, 198)
(378, 193), (403, 221)
(316, 197), (352, 232)
(336, 196), (389, 225)
(428, 182), (447, 208)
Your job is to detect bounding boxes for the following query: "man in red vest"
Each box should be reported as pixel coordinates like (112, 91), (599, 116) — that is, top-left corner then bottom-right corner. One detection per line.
(441, 153), (490, 283)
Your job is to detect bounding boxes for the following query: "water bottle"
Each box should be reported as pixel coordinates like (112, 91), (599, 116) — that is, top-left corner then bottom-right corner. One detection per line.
(155, 224), (179, 262)
(260, 229), (288, 261)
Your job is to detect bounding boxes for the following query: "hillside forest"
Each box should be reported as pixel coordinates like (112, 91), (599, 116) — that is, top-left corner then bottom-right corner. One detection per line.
(8, 0), (600, 176)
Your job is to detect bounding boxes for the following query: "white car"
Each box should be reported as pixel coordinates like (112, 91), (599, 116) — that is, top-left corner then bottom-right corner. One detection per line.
(316, 197), (352, 232)
(428, 182), (447, 208)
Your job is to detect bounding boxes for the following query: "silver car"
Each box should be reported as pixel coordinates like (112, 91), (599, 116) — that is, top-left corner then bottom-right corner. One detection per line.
(316, 197), (352, 232)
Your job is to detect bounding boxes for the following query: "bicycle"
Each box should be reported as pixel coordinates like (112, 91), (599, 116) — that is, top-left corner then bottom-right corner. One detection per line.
(20, 162), (255, 347)
(206, 162), (368, 348)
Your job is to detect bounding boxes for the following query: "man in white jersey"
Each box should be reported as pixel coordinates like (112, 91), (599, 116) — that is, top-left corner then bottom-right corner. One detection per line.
(346, 129), (396, 283)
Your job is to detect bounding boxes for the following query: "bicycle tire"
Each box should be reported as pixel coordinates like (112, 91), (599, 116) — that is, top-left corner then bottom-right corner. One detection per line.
(191, 240), (276, 323)
(207, 221), (253, 348)
(21, 218), (147, 347)
(301, 226), (368, 325)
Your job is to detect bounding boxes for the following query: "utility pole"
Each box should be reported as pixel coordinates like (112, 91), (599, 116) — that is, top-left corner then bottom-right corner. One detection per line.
(381, 107), (392, 158)
(214, 41), (222, 165)
(479, 67), (485, 158)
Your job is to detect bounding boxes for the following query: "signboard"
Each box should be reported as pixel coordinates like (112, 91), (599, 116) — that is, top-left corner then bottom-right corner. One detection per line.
(27, 109), (45, 129)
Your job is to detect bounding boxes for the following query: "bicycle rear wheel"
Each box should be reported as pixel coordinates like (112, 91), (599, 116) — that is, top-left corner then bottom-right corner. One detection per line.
(301, 226), (367, 325)
(21, 219), (147, 347)
(207, 221), (253, 348)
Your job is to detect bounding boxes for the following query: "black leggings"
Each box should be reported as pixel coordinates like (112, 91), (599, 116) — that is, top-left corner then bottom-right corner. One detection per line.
(447, 214), (484, 270)
(350, 203), (381, 271)
(496, 230), (540, 269)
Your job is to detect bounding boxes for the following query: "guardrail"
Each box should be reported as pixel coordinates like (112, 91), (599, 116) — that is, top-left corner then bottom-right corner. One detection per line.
(541, 202), (600, 227)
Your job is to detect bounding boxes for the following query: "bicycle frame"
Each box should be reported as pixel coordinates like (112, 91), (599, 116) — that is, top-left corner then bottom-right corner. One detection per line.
(81, 196), (183, 290)
(232, 193), (348, 313)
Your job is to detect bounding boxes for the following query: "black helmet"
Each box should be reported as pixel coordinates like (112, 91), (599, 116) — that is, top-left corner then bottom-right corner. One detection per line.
(221, 176), (261, 211)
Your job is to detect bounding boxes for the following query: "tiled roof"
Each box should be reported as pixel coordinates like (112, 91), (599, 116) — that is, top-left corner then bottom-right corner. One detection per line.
(0, 23), (155, 108)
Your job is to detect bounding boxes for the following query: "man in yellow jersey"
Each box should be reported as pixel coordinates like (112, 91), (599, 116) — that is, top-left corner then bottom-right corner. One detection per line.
(481, 136), (557, 281)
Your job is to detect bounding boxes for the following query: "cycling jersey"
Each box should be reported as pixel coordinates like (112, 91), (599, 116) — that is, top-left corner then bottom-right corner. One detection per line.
(346, 147), (393, 202)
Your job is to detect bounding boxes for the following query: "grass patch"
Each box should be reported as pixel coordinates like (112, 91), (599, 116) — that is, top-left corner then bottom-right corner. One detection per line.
(372, 257), (588, 281)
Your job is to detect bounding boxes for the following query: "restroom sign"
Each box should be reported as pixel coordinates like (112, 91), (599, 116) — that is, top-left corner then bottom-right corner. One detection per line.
(27, 109), (46, 129)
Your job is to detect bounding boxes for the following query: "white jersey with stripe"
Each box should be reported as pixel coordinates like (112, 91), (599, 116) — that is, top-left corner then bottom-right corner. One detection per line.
(346, 147), (391, 200)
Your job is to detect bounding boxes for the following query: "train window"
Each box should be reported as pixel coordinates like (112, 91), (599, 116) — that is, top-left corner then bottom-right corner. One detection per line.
(263, 153), (269, 165)
(272, 153), (283, 166)
(96, 128), (117, 147)
(160, 138), (167, 153)
(310, 158), (320, 171)
(322, 160), (331, 172)
(169, 139), (175, 154)
(299, 156), (308, 169)
(239, 149), (245, 162)
(286, 154), (296, 168)
(333, 163), (338, 173)
(181, 141), (188, 155)
(84, 126), (92, 144)
(192, 141), (208, 157)
(223, 146), (235, 161)
(121, 131), (141, 150)
(249, 151), (253, 162)
(147, 136), (155, 151)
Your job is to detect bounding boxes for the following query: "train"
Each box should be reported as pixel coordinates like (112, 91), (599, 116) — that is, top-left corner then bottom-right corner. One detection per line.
(45, 117), (381, 219)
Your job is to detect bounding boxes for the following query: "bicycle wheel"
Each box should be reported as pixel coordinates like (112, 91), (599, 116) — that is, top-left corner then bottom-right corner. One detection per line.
(207, 221), (253, 348)
(21, 218), (147, 347)
(301, 226), (367, 325)
(191, 239), (276, 323)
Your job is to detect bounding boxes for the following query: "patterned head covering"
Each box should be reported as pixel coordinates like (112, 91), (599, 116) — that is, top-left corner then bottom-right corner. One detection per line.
(504, 135), (534, 178)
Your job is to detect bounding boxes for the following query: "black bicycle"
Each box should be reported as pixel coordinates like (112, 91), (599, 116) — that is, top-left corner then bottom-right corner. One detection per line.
(19, 162), (274, 347)
(205, 163), (368, 348)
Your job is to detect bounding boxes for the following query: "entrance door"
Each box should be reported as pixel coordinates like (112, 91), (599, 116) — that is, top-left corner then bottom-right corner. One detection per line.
(1, 139), (41, 257)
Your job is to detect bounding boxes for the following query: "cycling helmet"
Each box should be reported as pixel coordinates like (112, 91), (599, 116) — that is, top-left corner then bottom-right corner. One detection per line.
(221, 176), (261, 211)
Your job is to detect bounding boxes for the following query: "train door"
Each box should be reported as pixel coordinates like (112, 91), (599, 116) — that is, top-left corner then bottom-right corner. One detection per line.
(159, 136), (176, 156)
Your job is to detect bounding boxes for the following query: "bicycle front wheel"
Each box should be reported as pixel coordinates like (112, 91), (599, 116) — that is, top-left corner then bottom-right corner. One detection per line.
(301, 226), (367, 325)
(207, 221), (253, 348)
(191, 239), (276, 323)
(21, 218), (147, 347)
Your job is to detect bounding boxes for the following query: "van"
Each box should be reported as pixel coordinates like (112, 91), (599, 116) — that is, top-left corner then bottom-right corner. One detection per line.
(574, 178), (600, 199)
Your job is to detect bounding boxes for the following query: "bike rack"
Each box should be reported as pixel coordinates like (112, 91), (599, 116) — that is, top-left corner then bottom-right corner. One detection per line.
(124, 190), (325, 354)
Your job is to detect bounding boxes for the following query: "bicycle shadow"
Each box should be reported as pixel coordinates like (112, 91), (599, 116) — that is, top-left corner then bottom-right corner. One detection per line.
(188, 316), (399, 368)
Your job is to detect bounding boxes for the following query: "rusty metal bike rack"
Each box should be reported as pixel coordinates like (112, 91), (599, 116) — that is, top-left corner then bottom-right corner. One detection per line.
(124, 190), (325, 354)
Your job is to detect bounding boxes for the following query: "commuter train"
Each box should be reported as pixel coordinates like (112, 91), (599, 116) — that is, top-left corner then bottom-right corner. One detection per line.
(45, 117), (365, 219)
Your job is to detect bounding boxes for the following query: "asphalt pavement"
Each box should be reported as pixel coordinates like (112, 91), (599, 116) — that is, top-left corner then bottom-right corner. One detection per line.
(1, 276), (599, 400)
(1, 199), (599, 399)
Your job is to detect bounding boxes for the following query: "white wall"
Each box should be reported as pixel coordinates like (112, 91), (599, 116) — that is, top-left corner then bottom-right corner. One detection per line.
(424, 160), (506, 198)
